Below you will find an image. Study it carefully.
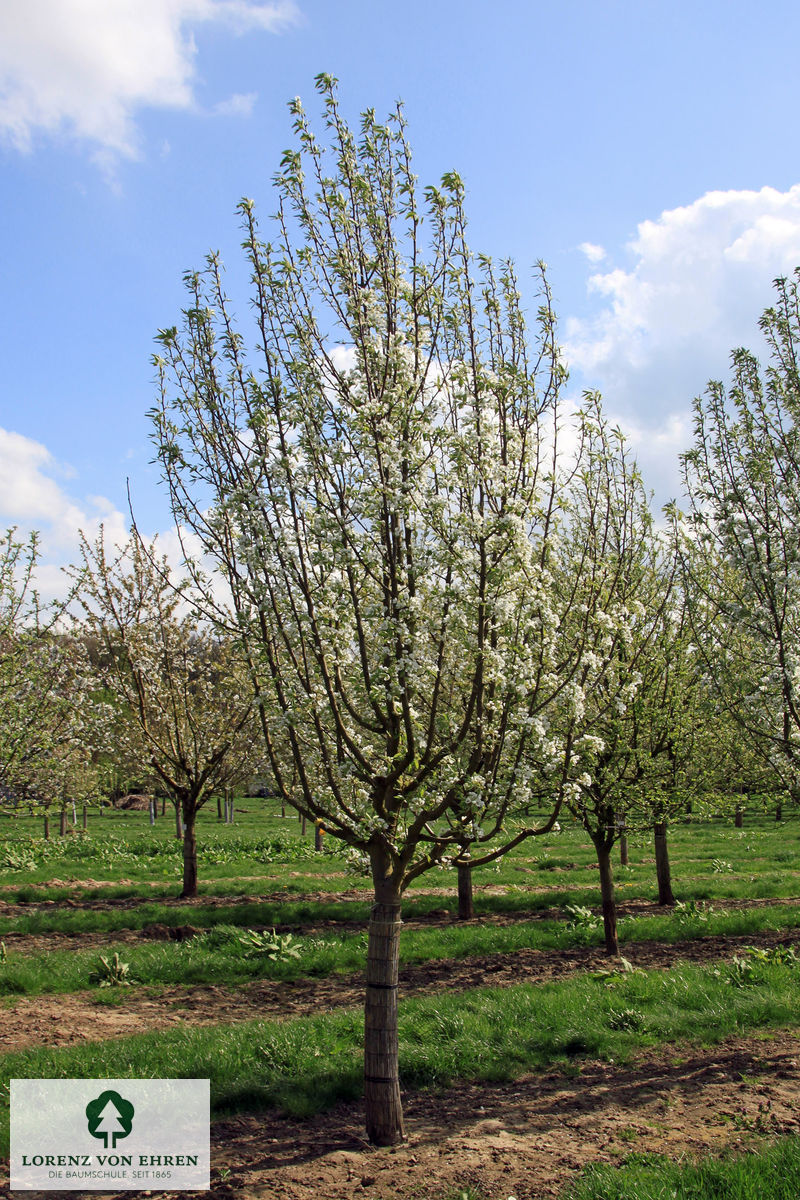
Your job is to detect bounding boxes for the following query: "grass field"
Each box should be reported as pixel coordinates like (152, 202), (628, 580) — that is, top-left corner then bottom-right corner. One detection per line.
(2, 797), (800, 1197)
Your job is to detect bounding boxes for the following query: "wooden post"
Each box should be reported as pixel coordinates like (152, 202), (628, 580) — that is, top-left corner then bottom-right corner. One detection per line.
(618, 821), (629, 866)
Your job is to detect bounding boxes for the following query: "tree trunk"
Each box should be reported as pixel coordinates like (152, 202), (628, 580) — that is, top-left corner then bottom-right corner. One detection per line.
(301, 814), (307, 835)
(228, 794), (234, 824)
(734, 804), (743, 828)
(315, 822), (324, 851)
(71, 801), (77, 825)
(654, 820), (675, 906)
(161, 796), (166, 816)
(175, 803), (183, 840)
(364, 862), (405, 1146)
(217, 794), (223, 820)
(43, 814), (50, 840)
(181, 807), (198, 899)
(457, 862), (474, 920)
(82, 804), (88, 831)
(149, 799), (156, 826)
(59, 808), (67, 837)
(619, 824), (629, 866)
(595, 842), (619, 956)
(776, 802), (783, 821)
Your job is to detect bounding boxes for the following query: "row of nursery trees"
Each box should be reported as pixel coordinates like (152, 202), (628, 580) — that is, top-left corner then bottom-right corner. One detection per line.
(0, 532), (263, 897)
(3, 78), (800, 1145)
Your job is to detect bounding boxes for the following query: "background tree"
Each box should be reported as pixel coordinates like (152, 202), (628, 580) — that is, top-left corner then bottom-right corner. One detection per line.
(681, 269), (800, 795)
(75, 531), (258, 898)
(0, 529), (95, 829)
(542, 404), (674, 954)
(149, 78), (599, 1144)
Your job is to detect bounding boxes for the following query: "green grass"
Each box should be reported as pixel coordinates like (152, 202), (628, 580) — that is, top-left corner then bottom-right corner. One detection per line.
(565, 1138), (800, 1199)
(3, 802), (800, 905)
(3, 900), (800, 998)
(1, 952), (799, 1156)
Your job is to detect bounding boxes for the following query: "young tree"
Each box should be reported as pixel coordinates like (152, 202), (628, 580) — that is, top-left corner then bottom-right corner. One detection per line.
(681, 270), (800, 790)
(75, 532), (258, 898)
(0, 529), (95, 823)
(542, 405), (675, 953)
(150, 78), (593, 1143)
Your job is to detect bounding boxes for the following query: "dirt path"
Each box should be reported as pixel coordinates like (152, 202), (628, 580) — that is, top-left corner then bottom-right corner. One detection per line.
(2, 1032), (799, 1199)
(2, 928), (798, 1055)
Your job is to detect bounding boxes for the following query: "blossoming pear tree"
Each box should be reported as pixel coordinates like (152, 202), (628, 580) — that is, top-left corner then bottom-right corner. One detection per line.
(149, 76), (602, 1145)
(75, 530), (259, 897)
(0, 529), (97, 830)
(537, 402), (677, 954)
(681, 270), (800, 800)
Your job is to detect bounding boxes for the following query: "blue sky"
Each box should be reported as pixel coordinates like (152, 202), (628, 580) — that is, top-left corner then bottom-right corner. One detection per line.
(3, 0), (800, 592)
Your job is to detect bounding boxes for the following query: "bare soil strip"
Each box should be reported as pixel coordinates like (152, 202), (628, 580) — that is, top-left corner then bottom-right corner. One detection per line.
(2, 1032), (799, 1200)
(1, 928), (798, 1055)
(200, 1032), (800, 1200)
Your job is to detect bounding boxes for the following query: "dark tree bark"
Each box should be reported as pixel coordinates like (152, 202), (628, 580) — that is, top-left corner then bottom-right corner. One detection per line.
(594, 838), (619, 955)
(619, 823), (629, 866)
(181, 805), (198, 899)
(43, 814), (50, 840)
(364, 857), (404, 1146)
(734, 804), (744, 828)
(776, 802), (783, 821)
(59, 807), (67, 837)
(315, 822), (324, 852)
(175, 803), (183, 840)
(457, 862), (474, 920)
(217, 793), (223, 820)
(654, 820), (676, 905)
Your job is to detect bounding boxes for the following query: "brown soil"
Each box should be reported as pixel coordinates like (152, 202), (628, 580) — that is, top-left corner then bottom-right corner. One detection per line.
(2, 1032), (799, 1200)
(3, 888), (800, 1199)
(2, 927), (798, 1055)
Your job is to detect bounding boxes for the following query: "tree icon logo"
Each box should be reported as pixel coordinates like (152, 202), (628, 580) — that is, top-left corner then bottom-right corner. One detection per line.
(85, 1090), (135, 1149)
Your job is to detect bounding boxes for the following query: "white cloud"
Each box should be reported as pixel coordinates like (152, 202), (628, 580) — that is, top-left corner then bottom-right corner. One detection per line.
(565, 185), (800, 415)
(213, 91), (257, 118)
(0, 427), (129, 598)
(564, 185), (800, 505)
(579, 241), (606, 264)
(0, 427), (233, 610)
(0, 0), (299, 161)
